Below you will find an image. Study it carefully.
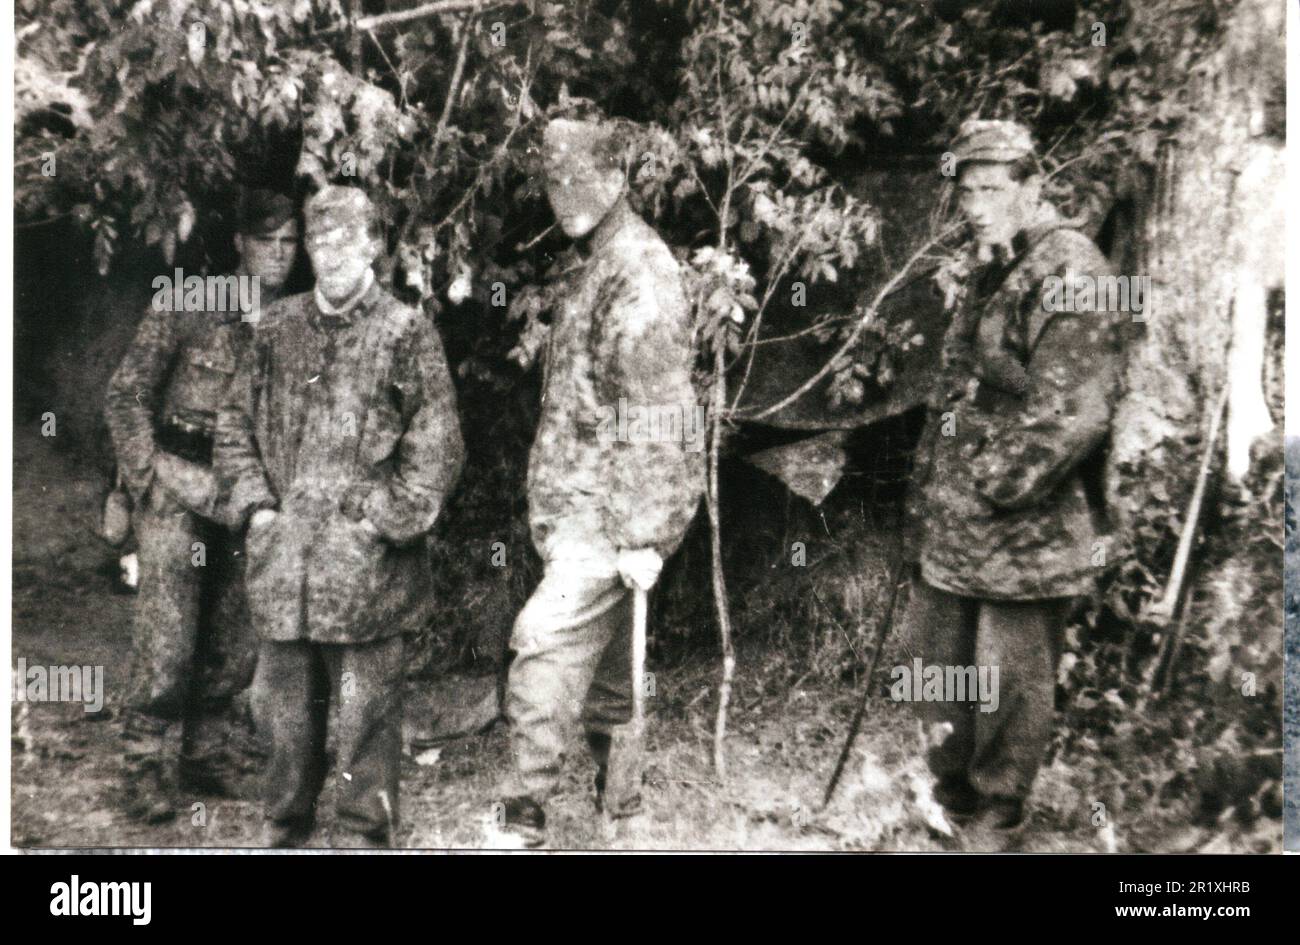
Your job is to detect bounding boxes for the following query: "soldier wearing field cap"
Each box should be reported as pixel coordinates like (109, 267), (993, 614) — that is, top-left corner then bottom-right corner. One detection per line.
(494, 117), (703, 847)
(106, 189), (298, 820)
(899, 118), (1124, 847)
(216, 185), (464, 847)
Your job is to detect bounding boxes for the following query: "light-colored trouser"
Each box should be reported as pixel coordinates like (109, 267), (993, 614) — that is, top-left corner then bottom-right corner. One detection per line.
(896, 574), (1071, 801)
(505, 562), (633, 801)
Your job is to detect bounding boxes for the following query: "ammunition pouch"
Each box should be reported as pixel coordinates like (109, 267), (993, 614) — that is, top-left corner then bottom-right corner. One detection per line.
(157, 417), (214, 466)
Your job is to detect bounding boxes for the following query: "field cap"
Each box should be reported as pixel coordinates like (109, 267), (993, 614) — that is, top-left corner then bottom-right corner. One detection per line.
(952, 119), (1036, 166)
(305, 185), (377, 238)
(237, 189), (296, 235)
(542, 117), (623, 174)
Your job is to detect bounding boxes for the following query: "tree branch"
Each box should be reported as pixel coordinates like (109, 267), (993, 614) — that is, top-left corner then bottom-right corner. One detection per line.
(315, 0), (512, 36)
(736, 223), (961, 422)
(433, 14), (474, 156)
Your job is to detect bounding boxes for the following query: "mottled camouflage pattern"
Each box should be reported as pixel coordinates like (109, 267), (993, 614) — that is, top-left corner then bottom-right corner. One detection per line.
(106, 306), (252, 511)
(216, 280), (465, 644)
(527, 201), (703, 564)
(105, 305), (256, 725)
(124, 481), (255, 725)
(951, 119), (1036, 167)
(907, 223), (1122, 600)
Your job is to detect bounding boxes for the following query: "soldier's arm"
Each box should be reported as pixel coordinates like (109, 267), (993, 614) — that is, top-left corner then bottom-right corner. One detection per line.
(593, 260), (703, 557)
(214, 339), (278, 527)
(104, 307), (177, 503)
(361, 315), (465, 545)
(970, 238), (1120, 511)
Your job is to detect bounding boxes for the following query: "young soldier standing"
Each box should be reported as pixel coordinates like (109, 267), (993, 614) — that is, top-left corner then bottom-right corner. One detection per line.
(497, 117), (703, 847)
(900, 120), (1123, 848)
(106, 190), (298, 821)
(216, 186), (464, 848)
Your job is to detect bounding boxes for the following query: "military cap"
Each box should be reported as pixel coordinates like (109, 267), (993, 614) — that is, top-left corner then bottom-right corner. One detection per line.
(542, 117), (624, 173)
(304, 185), (379, 238)
(237, 189), (296, 235)
(951, 119), (1037, 166)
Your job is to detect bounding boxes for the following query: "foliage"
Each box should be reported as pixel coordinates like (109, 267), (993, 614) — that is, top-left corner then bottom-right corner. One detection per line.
(17, 0), (1263, 642)
(19, 0), (1236, 367)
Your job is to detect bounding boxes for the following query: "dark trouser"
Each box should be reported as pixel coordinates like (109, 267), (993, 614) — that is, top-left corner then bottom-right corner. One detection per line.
(253, 635), (405, 840)
(125, 480), (255, 762)
(896, 575), (1071, 802)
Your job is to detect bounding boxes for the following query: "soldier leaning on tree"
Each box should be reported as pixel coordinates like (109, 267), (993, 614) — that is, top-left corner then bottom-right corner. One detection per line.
(105, 190), (299, 822)
(898, 119), (1125, 849)
(216, 185), (464, 848)
(495, 117), (704, 848)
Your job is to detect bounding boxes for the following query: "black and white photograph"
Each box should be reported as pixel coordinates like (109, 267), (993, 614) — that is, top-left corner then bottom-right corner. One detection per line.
(5, 0), (1293, 867)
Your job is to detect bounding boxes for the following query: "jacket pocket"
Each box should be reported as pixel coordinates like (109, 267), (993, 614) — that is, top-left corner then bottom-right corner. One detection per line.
(168, 346), (238, 420)
(153, 452), (219, 518)
(144, 474), (186, 517)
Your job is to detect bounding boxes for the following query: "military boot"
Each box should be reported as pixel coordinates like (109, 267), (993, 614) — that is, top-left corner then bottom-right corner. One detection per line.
(961, 796), (1025, 852)
(933, 774), (981, 820)
(588, 729), (642, 819)
(120, 711), (178, 824)
(179, 715), (235, 797)
(588, 730), (612, 813)
(262, 816), (315, 849)
(495, 796), (546, 849)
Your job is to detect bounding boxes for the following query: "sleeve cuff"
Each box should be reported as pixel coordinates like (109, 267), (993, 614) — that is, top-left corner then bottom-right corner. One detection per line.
(232, 491), (278, 528)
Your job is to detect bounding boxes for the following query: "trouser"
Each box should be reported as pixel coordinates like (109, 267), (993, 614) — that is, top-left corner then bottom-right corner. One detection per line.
(505, 565), (633, 801)
(896, 574), (1071, 801)
(254, 635), (405, 840)
(124, 479), (256, 762)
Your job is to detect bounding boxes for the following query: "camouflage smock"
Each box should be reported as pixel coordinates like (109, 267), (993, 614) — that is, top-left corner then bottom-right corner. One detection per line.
(215, 281), (465, 644)
(528, 204), (703, 564)
(907, 223), (1124, 600)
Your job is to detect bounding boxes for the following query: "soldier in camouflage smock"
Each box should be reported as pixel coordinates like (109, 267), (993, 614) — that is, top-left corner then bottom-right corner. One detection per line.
(217, 186), (464, 847)
(105, 191), (298, 820)
(497, 118), (703, 846)
(899, 120), (1124, 847)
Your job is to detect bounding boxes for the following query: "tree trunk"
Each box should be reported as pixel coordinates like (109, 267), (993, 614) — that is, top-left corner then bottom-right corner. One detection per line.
(1108, 0), (1282, 532)
(1108, 0), (1284, 684)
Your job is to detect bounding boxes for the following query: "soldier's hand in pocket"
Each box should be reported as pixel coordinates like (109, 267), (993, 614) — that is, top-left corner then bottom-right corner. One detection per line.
(153, 452), (218, 515)
(617, 548), (663, 592)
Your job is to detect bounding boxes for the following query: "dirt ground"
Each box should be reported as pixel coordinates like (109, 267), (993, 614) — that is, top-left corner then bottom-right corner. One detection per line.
(9, 428), (1262, 852)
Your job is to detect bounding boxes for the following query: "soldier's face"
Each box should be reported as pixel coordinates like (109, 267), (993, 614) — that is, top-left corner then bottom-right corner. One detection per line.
(544, 157), (624, 239)
(957, 163), (1040, 249)
(236, 219), (299, 293)
(305, 224), (380, 302)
